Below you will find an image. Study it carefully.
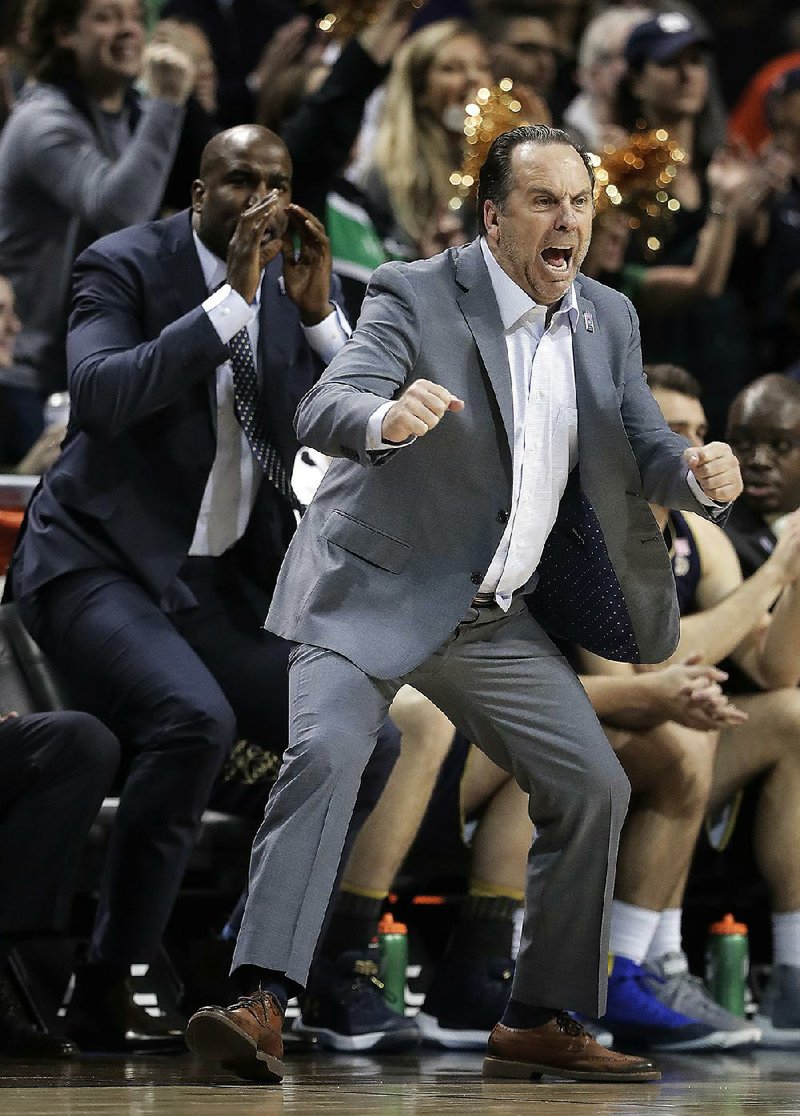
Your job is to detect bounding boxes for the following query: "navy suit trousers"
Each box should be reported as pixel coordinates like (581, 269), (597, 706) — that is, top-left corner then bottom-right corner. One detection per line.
(16, 552), (397, 965)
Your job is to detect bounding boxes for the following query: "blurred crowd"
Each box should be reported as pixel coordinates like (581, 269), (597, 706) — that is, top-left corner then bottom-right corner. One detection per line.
(1, 0), (800, 447)
(1, 0), (800, 1073)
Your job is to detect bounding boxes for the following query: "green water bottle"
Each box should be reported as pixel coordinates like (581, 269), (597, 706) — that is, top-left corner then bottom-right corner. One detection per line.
(706, 912), (749, 1017)
(378, 913), (408, 1015)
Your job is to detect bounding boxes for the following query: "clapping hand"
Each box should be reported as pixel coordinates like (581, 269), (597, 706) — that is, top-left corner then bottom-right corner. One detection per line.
(281, 205), (333, 326)
(643, 657), (747, 731)
(227, 190), (285, 303)
(141, 42), (195, 106)
(767, 508), (800, 586)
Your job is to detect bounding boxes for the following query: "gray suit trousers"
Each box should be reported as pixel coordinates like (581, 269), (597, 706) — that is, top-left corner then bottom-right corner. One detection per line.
(233, 599), (631, 1016)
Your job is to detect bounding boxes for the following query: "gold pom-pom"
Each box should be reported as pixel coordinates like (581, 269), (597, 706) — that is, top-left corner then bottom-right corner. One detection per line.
(309, 0), (424, 40)
(449, 80), (530, 207)
(591, 129), (685, 257)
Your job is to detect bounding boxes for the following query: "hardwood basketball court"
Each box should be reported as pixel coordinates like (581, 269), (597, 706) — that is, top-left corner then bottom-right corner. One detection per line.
(2, 1048), (799, 1114)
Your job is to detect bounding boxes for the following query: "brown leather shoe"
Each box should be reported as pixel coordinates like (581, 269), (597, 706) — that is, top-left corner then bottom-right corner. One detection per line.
(185, 991), (284, 1083)
(483, 1012), (661, 1083)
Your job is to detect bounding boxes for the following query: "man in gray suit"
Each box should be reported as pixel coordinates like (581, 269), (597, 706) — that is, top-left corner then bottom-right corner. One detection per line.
(187, 125), (742, 1084)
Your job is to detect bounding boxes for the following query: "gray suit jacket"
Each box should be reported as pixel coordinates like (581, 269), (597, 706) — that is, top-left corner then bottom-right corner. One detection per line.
(265, 238), (709, 679)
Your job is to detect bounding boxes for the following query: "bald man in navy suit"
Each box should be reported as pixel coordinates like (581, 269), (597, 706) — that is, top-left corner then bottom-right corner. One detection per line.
(8, 125), (397, 1051)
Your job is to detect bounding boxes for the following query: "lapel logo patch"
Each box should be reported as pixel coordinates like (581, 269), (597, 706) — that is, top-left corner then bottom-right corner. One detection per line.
(278, 276), (286, 295)
(583, 311), (594, 333)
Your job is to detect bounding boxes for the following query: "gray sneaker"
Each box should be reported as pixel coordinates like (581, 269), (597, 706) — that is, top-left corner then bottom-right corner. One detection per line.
(643, 952), (761, 1049)
(753, 964), (800, 1048)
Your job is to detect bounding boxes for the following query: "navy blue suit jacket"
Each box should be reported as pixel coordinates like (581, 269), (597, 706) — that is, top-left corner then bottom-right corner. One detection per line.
(10, 209), (334, 608)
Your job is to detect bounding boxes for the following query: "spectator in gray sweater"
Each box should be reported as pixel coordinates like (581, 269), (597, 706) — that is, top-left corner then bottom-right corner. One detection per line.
(0, 0), (194, 457)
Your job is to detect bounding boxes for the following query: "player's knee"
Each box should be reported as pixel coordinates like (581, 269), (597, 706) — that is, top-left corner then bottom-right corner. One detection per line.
(659, 727), (715, 814)
(389, 688), (454, 766)
(766, 690), (800, 758)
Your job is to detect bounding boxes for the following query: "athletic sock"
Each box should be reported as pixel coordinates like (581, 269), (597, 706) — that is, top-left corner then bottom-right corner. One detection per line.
(645, 907), (683, 963)
(318, 886), (386, 961)
(446, 891), (521, 962)
(772, 911), (800, 969)
(609, 900), (661, 966)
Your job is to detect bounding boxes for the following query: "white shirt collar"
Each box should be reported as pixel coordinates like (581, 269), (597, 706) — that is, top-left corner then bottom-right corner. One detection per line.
(479, 237), (578, 333)
(192, 228), (263, 307)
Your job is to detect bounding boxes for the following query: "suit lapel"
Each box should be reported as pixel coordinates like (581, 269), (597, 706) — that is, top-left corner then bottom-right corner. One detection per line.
(160, 210), (211, 324)
(572, 291), (599, 453)
(571, 286), (619, 482)
(454, 241), (514, 456)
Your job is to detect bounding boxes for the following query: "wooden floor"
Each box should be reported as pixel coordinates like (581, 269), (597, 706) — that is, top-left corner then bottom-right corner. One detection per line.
(1, 1048), (800, 1114)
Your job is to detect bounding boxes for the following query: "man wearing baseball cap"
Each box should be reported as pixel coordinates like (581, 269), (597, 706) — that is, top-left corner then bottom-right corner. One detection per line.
(625, 12), (711, 68)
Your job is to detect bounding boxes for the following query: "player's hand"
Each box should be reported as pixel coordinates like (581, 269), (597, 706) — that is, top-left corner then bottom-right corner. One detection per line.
(645, 658), (724, 720)
(382, 379), (464, 443)
(684, 442), (742, 504)
(768, 508), (800, 585)
(685, 686), (748, 729)
(644, 656), (747, 730)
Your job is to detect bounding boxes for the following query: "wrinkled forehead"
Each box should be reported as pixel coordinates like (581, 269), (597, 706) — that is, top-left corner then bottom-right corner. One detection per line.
(510, 142), (593, 192)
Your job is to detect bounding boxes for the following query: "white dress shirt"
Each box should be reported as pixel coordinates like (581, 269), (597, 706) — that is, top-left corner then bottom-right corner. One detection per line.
(189, 231), (349, 556)
(478, 239), (579, 608)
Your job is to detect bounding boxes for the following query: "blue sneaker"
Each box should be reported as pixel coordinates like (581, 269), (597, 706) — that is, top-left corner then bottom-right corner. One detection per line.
(601, 956), (722, 1051)
(416, 957), (514, 1049)
(294, 951), (420, 1052)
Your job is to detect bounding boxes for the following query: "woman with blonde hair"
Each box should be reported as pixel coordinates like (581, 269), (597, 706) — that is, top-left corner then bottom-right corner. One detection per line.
(361, 19), (492, 258)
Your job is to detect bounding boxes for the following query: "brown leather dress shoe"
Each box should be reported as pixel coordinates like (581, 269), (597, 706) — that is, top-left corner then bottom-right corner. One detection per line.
(483, 1012), (661, 1083)
(185, 990), (284, 1083)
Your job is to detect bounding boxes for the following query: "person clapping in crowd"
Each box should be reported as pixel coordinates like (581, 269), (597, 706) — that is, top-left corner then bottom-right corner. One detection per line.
(0, 0), (194, 459)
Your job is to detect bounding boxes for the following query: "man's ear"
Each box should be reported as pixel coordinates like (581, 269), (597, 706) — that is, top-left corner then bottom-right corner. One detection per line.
(483, 199), (501, 245)
(190, 179), (205, 213)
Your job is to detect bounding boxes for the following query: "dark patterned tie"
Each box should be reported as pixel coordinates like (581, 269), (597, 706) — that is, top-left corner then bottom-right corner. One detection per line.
(227, 325), (301, 511)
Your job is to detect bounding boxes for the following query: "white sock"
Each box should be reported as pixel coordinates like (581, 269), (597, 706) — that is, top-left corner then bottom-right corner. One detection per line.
(772, 911), (800, 969)
(645, 908), (683, 963)
(610, 900), (661, 965)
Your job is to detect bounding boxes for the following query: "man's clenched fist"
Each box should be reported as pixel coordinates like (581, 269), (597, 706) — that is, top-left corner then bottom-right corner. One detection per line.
(382, 379), (464, 444)
(684, 442), (742, 505)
